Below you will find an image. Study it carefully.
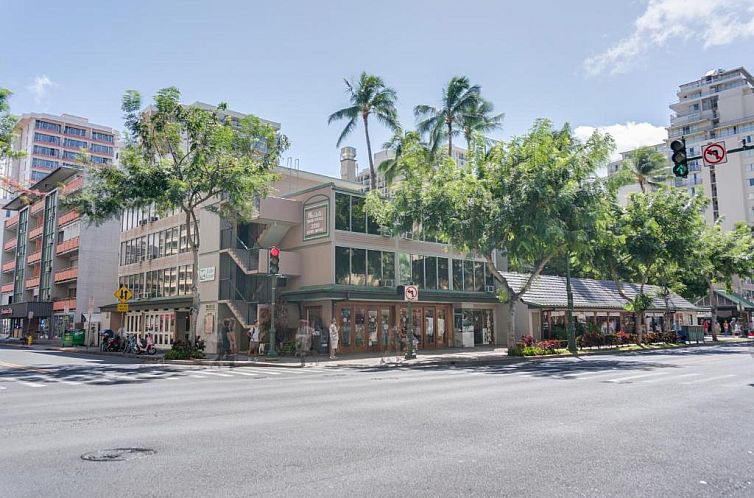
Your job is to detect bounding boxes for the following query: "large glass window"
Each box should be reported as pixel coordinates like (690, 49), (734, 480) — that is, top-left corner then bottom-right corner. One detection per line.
(90, 143), (113, 155)
(411, 254), (424, 288)
(463, 260), (474, 290)
(335, 193), (350, 231)
(452, 260), (463, 290)
(92, 131), (114, 143)
(35, 120), (61, 133)
(33, 145), (58, 157)
(351, 248), (366, 286)
(335, 246), (350, 285)
(64, 126), (87, 137)
(382, 252), (395, 284)
(351, 196), (366, 233)
(399, 253), (411, 285)
(34, 133), (60, 145)
(438, 258), (449, 290)
(367, 250), (381, 287)
(474, 262), (485, 292)
(64, 138), (87, 149)
(425, 256), (437, 290)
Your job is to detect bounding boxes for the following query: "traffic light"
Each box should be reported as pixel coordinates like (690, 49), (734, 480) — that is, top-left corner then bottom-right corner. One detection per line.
(269, 246), (280, 275)
(670, 138), (688, 178)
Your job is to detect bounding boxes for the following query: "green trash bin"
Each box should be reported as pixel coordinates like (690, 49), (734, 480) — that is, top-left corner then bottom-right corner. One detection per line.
(62, 332), (73, 347)
(72, 330), (86, 346)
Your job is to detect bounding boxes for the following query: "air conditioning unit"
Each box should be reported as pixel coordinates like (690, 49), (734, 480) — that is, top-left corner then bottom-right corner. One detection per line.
(485, 285), (495, 293)
(381, 279), (395, 287)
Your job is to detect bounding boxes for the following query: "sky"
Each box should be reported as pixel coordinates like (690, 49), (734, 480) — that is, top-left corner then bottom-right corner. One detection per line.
(2, 0), (754, 178)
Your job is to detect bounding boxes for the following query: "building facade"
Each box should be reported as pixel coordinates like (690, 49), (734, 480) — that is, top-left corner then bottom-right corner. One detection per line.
(1, 167), (121, 339)
(9, 113), (117, 186)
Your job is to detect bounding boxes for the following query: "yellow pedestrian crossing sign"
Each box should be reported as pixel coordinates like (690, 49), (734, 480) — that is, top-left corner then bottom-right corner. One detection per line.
(114, 286), (133, 303)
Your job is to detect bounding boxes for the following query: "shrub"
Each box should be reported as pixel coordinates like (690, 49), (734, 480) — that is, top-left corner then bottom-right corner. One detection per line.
(660, 330), (678, 343)
(536, 339), (560, 354)
(579, 331), (604, 348)
(644, 331), (660, 344)
(164, 339), (205, 360)
(604, 334), (618, 347)
(617, 330), (632, 345)
(508, 344), (524, 356)
(522, 335), (535, 347)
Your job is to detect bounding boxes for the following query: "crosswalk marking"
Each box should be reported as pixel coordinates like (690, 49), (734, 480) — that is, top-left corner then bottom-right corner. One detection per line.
(606, 372), (672, 383)
(198, 371), (233, 377)
(229, 370), (260, 377)
(680, 374), (736, 385)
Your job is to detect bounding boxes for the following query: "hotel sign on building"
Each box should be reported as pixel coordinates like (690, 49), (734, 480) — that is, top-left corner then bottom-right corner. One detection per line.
(303, 197), (328, 241)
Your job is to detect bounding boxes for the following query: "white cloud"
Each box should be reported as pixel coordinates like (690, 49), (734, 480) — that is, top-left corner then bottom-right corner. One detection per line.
(574, 121), (667, 160)
(584, 0), (754, 76)
(27, 75), (57, 106)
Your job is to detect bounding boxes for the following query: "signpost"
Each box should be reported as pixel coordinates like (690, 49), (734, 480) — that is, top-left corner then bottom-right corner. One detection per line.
(398, 285), (419, 359)
(702, 142), (727, 166)
(115, 285), (132, 333)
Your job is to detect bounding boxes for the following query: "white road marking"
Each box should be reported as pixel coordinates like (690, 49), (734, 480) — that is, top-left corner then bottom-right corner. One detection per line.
(228, 370), (260, 377)
(606, 372), (672, 383)
(226, 367), (282, 375)
(680, 374), (736, 385)
(198, 371), (233, 377)
(642, 373), (701, 383)
(189, 375), (209, 379)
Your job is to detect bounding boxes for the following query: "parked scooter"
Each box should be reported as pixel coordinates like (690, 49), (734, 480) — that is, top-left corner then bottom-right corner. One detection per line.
(135, 334), (156, 355)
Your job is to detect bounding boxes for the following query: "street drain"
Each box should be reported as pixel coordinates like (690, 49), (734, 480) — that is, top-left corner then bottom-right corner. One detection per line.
(81, 448), (156, 462)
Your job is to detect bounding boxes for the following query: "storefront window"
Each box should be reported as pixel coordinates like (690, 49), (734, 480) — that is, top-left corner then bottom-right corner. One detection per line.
(367, 309), (378, 349)
(351, 248), (366, 286)
(425, 308), (435, 345)
(438, 258), (449, 290)
(335, 246), (350, 285)
(452, 260), (463, 290)
(437, 308), (447, 345)
(341, 307), (352, 347)
(367, 250), (381, 287)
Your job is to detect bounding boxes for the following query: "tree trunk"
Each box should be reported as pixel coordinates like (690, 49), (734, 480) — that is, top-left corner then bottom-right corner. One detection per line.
(447, 121), (453, 157)
(566, 257), (577, 353)
(507, 300), (516, 348)
(185, 208), (200, 345)
(708, 282), (719, 342)
(363, 114), (376, 191)
(639, 179), (646, 193)
(637, 310), (645, 345)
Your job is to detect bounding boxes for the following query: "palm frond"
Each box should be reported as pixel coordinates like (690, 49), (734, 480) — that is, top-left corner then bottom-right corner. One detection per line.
(335, 117), (357, 147)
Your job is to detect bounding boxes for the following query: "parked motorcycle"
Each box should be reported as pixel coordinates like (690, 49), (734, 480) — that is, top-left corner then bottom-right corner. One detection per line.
(135, 334), (156, 355)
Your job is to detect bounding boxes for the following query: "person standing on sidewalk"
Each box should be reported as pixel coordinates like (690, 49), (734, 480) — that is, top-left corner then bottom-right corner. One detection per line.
(329, 318), (339, 359)
(248, 321), (260, 358)
(723, 320), (729, 336)
(217, 319), (231, 360)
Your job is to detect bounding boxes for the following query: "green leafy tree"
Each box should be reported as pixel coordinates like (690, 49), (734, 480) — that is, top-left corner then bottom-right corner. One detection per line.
(685, 222), (754, 341)
(415, 76), (481, 156)
(616, 146), (671, 193)
(376, 130), (438, 186)
(461, 98), (504, 151)
(590, 189), (707, 343)
(369, 119), (614, 347)
(328, 73), (400, 191)
(65, 87), (288, 341)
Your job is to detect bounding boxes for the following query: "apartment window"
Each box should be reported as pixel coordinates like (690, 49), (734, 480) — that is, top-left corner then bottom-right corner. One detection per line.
(33, 145), (58, 157)
(62, 151), (81, 161)
(90, 155), (110, 164)
(31, 158), (58, 169)
(90, 143), (113, 155)
(748, 179), (754, 187)
(34, 132), (60, 145)
(64, 126), (87, 137)
(452, 258), (491, 291)
(64, 138), (87, 149)
(31, 171), (47, 182)
(35, 120), (61, 133)
(91, 131), (114, 143)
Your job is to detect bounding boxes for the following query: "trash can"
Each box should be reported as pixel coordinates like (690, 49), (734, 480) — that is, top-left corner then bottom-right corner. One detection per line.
(62, 332), (73, 347)
(313, 328), (329, 354)
(72, 330), (86, 346)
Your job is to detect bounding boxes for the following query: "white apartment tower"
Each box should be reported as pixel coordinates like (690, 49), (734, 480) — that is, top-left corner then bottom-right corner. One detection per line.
(668, 67), (754, 230)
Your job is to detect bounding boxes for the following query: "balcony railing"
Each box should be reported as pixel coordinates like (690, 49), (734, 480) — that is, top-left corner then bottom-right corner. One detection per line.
(29, 225), (44, 240)
(1, 283), (14, 293)
(58, 210), (80, 227)
(26, 276), (40, 288)
(56, 237), (79, 255)
(31, 202), (45, 214)
(27, 251), (42, 264)
(1, 261), (15, 272)
(53, 298), (76, 312)
(5, 215), (19, 229)
(62, 176), (84, 194)
(54, 266), (78, 283)
(3, 238), (17, 251)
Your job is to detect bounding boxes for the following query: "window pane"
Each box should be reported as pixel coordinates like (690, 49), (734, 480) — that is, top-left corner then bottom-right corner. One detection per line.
(335, 246), (350, 285)
(485, 265), (494, 288)
(438, 258), (449, 290)
(382, 252), (395, 284)
(366, 208), (380, 235)
(335, 193), (350, 230)
(399, 253), (411, 285)
(474, 262), (485, 292)
(351, 196), (366, 233)
(351, 248), (366, 286)
(464, 260), (474, 291)
(452, 259), (463, 290)
(425, 256), (437, 290)
(367, 250), (381, 287)
(411, 254), (424, 288)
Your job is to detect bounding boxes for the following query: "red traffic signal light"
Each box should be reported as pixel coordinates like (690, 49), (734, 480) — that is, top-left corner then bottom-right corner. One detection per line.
(270, 246), (280, 258)
(269, 246), (280, 275)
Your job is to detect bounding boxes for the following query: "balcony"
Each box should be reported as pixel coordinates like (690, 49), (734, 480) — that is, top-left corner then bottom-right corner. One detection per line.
(54, 266), (78, 283)
(3, 238), (16, 251)
(27, 251), (42, 264)
(5, 215), (19, 229)
(62, 176), (84, 194)
(2, 261), (15, 273)
(31, 201), (45, 215)
(53, 298), (76, 312)
(1, 283), (13, 293)
(26, 276), (40, 288)
(29, 225), (44, 240)
(58, 210), (80, 227)
(56, 236), (79, 255)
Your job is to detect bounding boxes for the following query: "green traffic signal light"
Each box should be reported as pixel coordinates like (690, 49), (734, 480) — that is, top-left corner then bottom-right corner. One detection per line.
(670, 138), (688, 178)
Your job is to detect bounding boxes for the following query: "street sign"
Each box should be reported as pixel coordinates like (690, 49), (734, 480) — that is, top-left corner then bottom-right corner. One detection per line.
(117, 303), (129, 312)
(114, 286), (133, 303)
(702, 142), (727, 166)
(404, 285), (419, 302)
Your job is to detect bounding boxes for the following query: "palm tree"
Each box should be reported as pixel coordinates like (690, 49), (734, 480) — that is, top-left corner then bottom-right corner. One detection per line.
(415, 76), (480, 156)
(377, 130), (435, 186)
(620, 146), (672, 193)
(328, 73), (399, 191)
(461, 98), (504, 151)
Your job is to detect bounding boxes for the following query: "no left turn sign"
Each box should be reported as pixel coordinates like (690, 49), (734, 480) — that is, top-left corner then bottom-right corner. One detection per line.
(404, 285), (419, 301)
(702, 142), (727, 166)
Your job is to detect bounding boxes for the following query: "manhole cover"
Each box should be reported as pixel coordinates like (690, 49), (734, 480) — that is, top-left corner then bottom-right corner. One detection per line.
(81, 448), (156, 462)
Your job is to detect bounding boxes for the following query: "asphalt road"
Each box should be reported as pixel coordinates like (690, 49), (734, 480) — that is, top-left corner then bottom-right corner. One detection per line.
(1, 343), (753, 497)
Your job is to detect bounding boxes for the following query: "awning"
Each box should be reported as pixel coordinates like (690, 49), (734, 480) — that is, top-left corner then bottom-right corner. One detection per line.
(280, 285), (500, 304)
(100, 296), (193, 312)
(0, 301), (53, 319)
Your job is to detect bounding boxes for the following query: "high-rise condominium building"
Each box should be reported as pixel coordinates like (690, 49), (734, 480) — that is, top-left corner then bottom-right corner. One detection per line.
(9, 113), (117, 186)
(668, 67), (754, 230)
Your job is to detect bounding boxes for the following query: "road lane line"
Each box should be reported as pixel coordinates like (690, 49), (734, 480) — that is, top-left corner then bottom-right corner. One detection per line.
(681, 374), (736, 385)
(605, 371), (673, 383)
(227, 367), (282, 375)
(189, 375), (209, 379)
(229, 370), (261, 377)
(198, 371), (233, 377)
(643, 373), (701, 383)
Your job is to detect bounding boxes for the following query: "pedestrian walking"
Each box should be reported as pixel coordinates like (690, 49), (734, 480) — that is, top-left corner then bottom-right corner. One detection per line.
(218, 319), (231, 360)
(329, 318), (339, 359)
(734, 321), (742, 336)
(247, 320), (260, 357)
(723, 320), (729, 336)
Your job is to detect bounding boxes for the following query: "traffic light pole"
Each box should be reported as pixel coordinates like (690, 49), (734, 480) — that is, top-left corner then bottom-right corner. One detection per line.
(405, 301), (416, 360)
(267, 275), (277, 357)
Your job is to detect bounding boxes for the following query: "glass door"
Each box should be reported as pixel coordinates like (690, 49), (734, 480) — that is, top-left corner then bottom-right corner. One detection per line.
(367, 307), (379, 351)
(412, 307), (423, 350)
(424, 307), (435, 349)
(380, 307), (392, 352)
